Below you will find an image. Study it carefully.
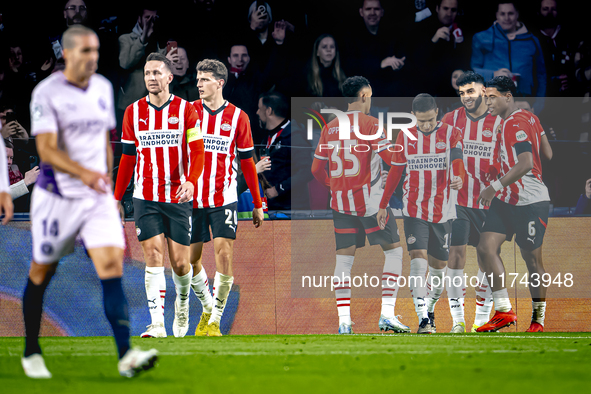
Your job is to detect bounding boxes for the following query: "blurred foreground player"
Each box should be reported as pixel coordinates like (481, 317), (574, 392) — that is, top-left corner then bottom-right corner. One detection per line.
(190, 59), (263, 337)
(22, 26), (157, 379)
(476, 76), (551, 332)
(312, 76), (410, 334)
(114, 53), (205, 338)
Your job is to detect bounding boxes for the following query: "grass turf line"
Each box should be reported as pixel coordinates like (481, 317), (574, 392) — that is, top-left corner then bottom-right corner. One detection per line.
(1, 334), (590, 393)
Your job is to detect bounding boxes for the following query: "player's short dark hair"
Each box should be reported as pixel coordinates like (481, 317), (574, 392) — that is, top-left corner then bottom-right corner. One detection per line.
(342, 76), (371, 103)
(412, 93), (437, 113)
(146, 52), (172, 73)
(486, 76), (517, 96)
(196, 59), (228, 85)
(456, 71), (485, 89)
(259, 91), (289, 118)
(4, 138), (14, 150)
(62, 25), (97, 49)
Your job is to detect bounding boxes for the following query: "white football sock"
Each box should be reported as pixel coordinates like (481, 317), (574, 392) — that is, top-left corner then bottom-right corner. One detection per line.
(492, 288), (512, 312)
(532, 301), (546, 325)
(474, 269), (494, 326)
(172, 266), (193, 308)
(446, 268), (465, 324)
(410, 258), (428, 320)
(191, 266), (213, 314)
(381, 247), (403, 317)
(158, 269), (166, 313)
(334, 255), (354, 325)
(210, 272), (234, 324)
(426, 267), (446, 313)
(145, 267), (165, 324)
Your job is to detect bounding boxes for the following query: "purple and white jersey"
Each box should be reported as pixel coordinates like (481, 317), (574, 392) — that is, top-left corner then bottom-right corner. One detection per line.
(30, 72), (116, 198)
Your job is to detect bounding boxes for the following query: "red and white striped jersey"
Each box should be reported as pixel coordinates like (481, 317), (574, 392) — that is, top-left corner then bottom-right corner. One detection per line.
(496, 109), (549, 206)
(191, 100), (254, 208)
(441, 107), (502, 209)
(391, 122), (463, 223)
(314, 111), (394, 217)
(122, 95), (199, 203)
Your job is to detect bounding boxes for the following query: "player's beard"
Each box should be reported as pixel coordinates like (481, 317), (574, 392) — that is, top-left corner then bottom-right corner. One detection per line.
(465, 95), (483, 114)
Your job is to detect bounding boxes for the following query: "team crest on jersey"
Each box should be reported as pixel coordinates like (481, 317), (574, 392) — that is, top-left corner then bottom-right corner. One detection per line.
(221, 123), (232, 131)
(407, 235), (416, 245)
(168, 116), (179, 124)
(136, 227), (141, 236)
(33, 104), (43, 121)
(436, 142), (446, 150)
(528, 117), (535, 125)
(41, 242), (54, 256)
(482, 129), (493, 138)
(516, 130), (528, 142)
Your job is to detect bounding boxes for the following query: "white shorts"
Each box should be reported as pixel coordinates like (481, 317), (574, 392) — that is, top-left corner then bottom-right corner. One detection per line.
(31, 187), (125, 264)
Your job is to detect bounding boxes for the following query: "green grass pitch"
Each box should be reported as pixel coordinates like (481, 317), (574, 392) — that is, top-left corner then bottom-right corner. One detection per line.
(2, 334), (591, 393)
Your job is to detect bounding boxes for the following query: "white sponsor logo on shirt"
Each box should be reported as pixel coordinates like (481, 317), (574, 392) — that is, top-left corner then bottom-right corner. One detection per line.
(407, 153), (447, 171)
(203, 135), (232, 154)
(516, 130), (528, 142)
(139, 118), (147, 125)
(463, 141), (494, 159)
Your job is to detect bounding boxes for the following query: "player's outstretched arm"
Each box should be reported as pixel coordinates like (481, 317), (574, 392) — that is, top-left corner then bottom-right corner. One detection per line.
(36, 133), (109, 193)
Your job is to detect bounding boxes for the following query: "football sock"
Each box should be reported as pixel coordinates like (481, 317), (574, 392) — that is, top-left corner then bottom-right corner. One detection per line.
(532, 301), (546, 325)
(22, 277), (50, 357)
(426, 267), (446, 313)
(334, 255), (354, 325)
(381, 247), (403, 317)
(191, 266), (213, 314)
(210, 272), (233, 324)
(172, 266), (193, 308)
(474, 269), (494, 326)
(410, 258), (428, 321)
(101, 277), (130, 359)
(492, 288), (512, 312)
(446, 268), (466, 323)
(145, 267), (165, 324)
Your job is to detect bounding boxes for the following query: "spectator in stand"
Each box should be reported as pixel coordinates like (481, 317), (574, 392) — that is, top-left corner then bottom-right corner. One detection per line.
(4, 138), (39, 202)
(0, 103), (29, 142)
(0, 60), (5, 102)
(117, 5), (166, 127)
(169, 46), (199, 102)
(340, 0), (406, 96)
(0, 137), (13, 224)
(471, 1), (546, 114)
(307, 34), (346, 97)
(574, 40), (591, 142)
(256, 91), (312, 210)
(409, 0), (469, 97)
(574, 178), (591, 215)
(3, 43), (39, 126)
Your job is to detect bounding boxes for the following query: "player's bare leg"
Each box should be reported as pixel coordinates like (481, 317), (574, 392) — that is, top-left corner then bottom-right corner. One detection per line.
(476, 232), (516, 332)
(409, 249), (429, 331)
(206, 237), (235, 336)
(167, 239), (193, 337)
(520, 246), (547, 332)
(334, 245), (355, 334)
(21, 261), (58, 378)
(190, 241), (213, 336)
(139, 235), (167, 337)
(448, 245), (467, 332)
(378, 242), (409, 333)
(423, 255), (447, 333)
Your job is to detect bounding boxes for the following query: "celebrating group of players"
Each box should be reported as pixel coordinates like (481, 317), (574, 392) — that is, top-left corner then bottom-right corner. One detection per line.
(16, 25), (263, 379)
(312, 71), (551, 335)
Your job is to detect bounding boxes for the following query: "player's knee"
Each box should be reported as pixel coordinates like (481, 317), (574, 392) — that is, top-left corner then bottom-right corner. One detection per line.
(476, 242), (494, 259)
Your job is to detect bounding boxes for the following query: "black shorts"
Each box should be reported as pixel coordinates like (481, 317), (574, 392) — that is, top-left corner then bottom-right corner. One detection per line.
(403, 216), (452, 261)
(451, 205), (487, 247)
(482, 198), (549, 251)
(332, 208), (400, 251)
(191, 202), (238, 244)
(133, 198), (192, 246)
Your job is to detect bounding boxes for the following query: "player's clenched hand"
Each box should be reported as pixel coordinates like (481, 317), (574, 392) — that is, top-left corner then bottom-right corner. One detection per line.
(377, 208), (388, 230)
(81, 169), (109, 194)
(0, 192), (14, 225)
(450, 176), (462, 190)
(477, 186), (496, 207)
(176, 181), (194, 203)
(252, 207), (264, 228)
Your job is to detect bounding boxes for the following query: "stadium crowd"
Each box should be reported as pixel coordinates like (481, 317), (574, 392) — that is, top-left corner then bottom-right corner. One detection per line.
(1, 0), (590, 214)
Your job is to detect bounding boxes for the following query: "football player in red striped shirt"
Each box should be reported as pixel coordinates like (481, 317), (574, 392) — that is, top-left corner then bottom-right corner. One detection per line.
(189, 59), (264, 337)
(440, 71), (501, 333)
(114, 53), (205, 339)
(311, 76), (410, 334)
(476, 76), (551, 333)
(377, 94), (466, 334)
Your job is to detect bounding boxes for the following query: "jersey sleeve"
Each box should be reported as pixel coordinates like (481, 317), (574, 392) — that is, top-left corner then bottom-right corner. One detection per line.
(185, 102), (202, 143)
(390, 130), (407, 166)
(313, 126), (330, 160)
(449, 126), (464, 150)
(121, 105), (138, 155)
(236, 111), (255, 159)
(504, 117), (532, 148)
(30, 86), (58, 135)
